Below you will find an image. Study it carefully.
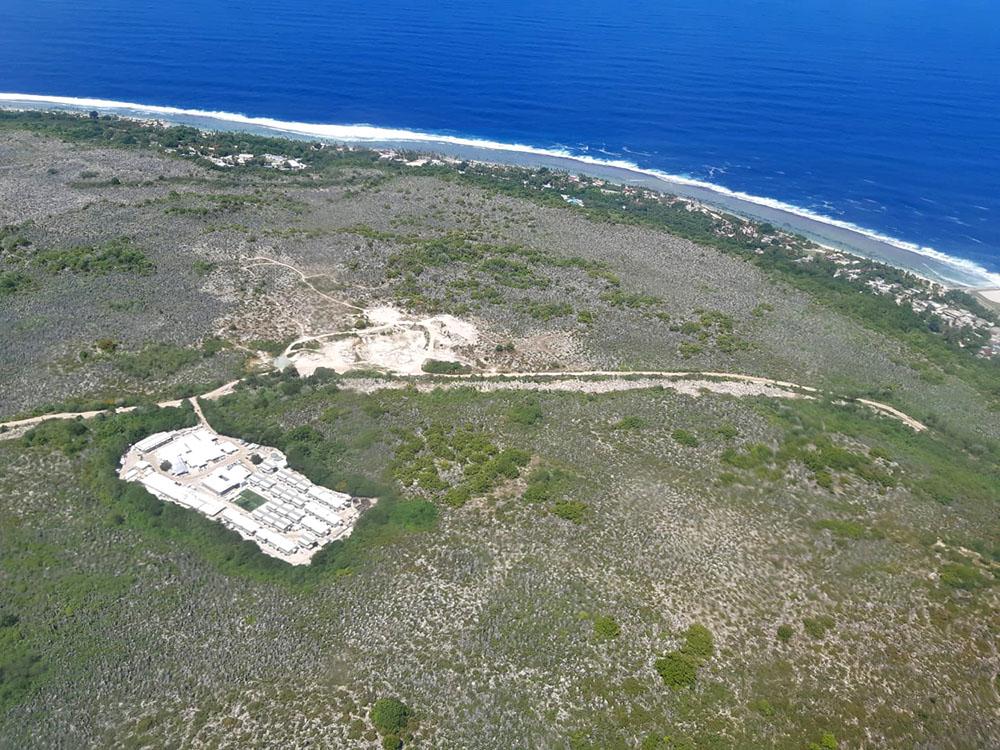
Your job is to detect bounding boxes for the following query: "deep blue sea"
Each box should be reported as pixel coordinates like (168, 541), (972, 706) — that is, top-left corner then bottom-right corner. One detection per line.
(2, 0), (999, 284)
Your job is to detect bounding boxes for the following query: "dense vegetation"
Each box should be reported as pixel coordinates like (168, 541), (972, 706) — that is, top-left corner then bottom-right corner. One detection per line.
(32, 237), (152, 275)
(17, 378), (439, 587)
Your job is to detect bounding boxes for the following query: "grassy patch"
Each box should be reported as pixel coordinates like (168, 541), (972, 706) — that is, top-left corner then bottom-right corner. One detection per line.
(113, 344), (205, 380)
(593, 614), (622, 639)
(0, 270), (37, 296)
(672, 429), (699, 447)
(34, 237), (152, 275)
(236, 489), (268, 511)
(551, 499), (589, 524)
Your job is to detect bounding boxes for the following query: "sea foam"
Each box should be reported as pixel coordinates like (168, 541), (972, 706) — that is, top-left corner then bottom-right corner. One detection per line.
(2, 92), (998, 288)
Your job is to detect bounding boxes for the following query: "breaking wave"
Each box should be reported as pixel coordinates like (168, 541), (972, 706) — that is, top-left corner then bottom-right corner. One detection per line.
(2, 92), (998, 288)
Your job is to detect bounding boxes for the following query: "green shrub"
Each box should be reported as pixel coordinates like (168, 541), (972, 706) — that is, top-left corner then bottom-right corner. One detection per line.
(939, 562), (985, 590)
(803, 615), (835, 639)
(192, 259), (217, 276)
(655, 623), (715, 689)
(421, 359), (471, 374)
(655, 651), (698, 689)
(813, 519), (870, 540)
(715, 333), (750, 353)
(442, 486), (472, 507)
(507, 399), (543, 425)
(552, 500), (588, 524)
(523, 466), (571, 504)
(714, 423), (739, 440)
(21, 419), (90, 455)
(371, 697), (410, 736)
(521, 301), (573, 321)
(612, 416), (646, 430)
(114, 343), (203, 380)
(776, 624), (794, 642)
(807, 731), (838, 750)
(0, 270), (37, 296)
(814, 469), (834, 489)
(478, 256), (548, 288)
(681, 623), (714, 660)
(248, 339), (289, 356)
(34, 237), (152, 275)
(593, 615), (621, 639)
(718, 471), (738, 486)
(672, 429), (699, 447)
(0, 224), (31, 252)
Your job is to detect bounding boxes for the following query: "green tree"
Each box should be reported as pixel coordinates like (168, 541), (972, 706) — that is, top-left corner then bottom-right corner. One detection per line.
(682, 623), (714, 659)
(371, 697), (410, 736)
(655, 652), (698, 688)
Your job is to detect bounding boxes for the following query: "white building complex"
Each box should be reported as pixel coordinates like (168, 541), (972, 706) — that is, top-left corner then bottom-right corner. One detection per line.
(119, 425), (369, 565)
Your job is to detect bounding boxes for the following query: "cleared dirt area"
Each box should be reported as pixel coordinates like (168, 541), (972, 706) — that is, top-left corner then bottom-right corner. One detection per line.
(287, 305), (480, 376)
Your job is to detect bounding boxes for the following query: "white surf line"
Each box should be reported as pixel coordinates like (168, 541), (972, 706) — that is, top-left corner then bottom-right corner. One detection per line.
(3, 92), (997, 288)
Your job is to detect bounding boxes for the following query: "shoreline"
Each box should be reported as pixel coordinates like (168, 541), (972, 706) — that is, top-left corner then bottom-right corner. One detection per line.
(2, 92), (997, 290)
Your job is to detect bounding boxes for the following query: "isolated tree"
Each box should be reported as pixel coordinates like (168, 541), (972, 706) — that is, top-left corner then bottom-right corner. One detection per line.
(371, 697), (410, 736)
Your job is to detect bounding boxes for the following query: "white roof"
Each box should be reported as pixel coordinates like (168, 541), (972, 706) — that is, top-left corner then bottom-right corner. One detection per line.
(200, 499), (226, 517)
(134, 431), (174, 453)
(301, 515), (331, 536)
(142, 472), (187, 504)
(304, 501), (341, 525)
(256, 528), (298, 554)
(203, 464), (252, 495)
(221, 507), (260, 535)
(308, 486), (350, 507)
(167, 456), (189, 475)
(183, 434), (225, 468)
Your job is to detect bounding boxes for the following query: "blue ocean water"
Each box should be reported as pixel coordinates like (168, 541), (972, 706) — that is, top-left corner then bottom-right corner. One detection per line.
(2, 0), (999, 281)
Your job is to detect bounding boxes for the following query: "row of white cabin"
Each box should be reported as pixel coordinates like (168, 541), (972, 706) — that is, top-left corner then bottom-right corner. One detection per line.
(125, 428), (355, 559)
(245, 468), (353, 538)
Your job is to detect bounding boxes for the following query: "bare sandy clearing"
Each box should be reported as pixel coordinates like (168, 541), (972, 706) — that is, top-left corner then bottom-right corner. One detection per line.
(288, 305), (480, 376)
(340, 375), (808, 400)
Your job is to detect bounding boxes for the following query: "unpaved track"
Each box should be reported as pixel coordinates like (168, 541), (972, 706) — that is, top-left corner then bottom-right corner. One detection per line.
(247, 256), (365, 313)
(0, 259), (925, 437)
(0, 370), (925, 439)
(0, 380), (241, 436)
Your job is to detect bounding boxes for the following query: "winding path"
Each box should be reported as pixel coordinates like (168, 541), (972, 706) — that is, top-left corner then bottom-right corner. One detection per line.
(0, 369), (925, 439)
(0, 257), (927, 437)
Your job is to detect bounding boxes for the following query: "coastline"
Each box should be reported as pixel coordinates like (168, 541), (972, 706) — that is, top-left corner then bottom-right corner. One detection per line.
(2, 92), (997, 290)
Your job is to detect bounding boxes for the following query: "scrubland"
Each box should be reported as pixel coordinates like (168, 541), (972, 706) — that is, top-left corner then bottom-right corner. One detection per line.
(0, 115), (997, 749)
